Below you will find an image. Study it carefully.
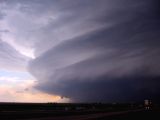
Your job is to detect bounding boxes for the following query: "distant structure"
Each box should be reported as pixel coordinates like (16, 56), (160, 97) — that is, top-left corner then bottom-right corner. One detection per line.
(144, 99), (152, 110)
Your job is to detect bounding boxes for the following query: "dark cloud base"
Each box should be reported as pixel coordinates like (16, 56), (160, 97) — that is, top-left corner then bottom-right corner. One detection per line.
(36, 75), (160, 103)
(27, 0), (160, 103)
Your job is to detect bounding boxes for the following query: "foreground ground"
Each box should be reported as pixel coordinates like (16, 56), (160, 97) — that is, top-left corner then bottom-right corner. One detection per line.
(0, 103), (159, 120)
(1, 109), (160, 120)
(25, 110), (160, 120)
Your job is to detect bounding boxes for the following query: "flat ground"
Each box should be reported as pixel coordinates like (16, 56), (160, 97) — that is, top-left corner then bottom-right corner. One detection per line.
(24, 110), (160, 120)
(1, 110), (160, 120)
(0, 103), (159, 120)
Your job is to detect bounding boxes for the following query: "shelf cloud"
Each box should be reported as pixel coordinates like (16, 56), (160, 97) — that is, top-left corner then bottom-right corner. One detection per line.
(28, 0), (160, 102)
(1, 0), (160, 102)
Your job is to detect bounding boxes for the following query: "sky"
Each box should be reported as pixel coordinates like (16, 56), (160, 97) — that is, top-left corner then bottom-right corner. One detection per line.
(0, 0), (160, 103)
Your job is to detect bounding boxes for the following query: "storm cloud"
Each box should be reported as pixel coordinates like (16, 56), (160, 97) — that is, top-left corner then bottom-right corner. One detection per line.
(27, 0), (160, 102)
(1, 0), (160, 102)
(0, 40), (29, 71)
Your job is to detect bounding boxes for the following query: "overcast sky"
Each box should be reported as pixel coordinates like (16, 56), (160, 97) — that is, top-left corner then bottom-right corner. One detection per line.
(0, 0), (160, 103)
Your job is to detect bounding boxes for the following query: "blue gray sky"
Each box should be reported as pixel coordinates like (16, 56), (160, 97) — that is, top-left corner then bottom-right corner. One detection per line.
(0, 0), (160, 102)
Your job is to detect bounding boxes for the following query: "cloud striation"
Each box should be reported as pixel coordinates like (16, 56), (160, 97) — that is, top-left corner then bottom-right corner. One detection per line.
(20, 0), (160, 102)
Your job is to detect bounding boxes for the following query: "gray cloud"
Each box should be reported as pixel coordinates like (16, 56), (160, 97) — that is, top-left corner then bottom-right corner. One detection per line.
(0, 7), (29, 71)
(2, 0), (147, 57)
(2, 0), (160, 102)
(0, 40), (29, 71)
(34, 76), (160, 102)
(27, 0), (160, 102)
(0, 11), (5, 20)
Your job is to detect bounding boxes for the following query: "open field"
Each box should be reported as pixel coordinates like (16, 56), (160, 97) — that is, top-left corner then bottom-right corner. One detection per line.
(0, 103), (159, 120)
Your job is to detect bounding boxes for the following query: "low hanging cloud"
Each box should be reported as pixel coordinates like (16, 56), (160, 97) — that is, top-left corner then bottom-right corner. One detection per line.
(27, 0), (160, 102)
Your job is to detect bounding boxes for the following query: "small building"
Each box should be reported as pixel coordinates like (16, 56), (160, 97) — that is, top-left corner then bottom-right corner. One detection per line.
(144, 99), (152, 110)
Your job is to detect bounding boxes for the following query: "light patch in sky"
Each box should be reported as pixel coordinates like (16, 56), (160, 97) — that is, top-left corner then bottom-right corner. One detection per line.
(0, 76), (69, 102)
(0, 70), (32, 79)
(2, 33), (35, 58)
(0, 11), (35, 58)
